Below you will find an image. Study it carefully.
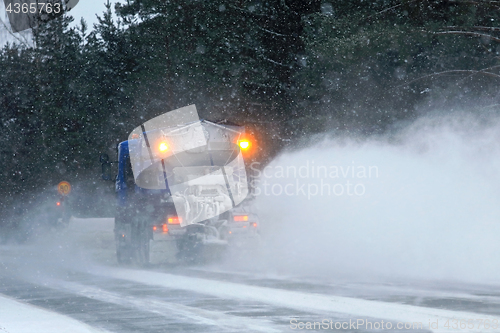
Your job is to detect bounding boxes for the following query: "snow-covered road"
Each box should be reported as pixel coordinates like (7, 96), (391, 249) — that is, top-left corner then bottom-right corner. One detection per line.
(1, 218), (500, 333)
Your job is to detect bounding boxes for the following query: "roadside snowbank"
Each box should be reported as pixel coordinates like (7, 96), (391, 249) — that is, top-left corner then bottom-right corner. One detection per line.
(0, 294), (107, 333)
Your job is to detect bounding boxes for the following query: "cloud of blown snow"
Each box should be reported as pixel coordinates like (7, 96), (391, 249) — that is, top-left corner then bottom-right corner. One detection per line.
(231, 112), (500, 284)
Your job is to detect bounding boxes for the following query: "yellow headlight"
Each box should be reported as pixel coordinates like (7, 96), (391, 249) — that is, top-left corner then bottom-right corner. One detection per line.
(159, 142), (168, 152)
(238, 140), (250, 150)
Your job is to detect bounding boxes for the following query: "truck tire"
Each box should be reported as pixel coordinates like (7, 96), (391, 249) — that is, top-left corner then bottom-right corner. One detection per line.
(115, 220), (132, 265)
(176, 234), (202, 264)
(132, 225), (150, 266)
(117, 245), (132, 265)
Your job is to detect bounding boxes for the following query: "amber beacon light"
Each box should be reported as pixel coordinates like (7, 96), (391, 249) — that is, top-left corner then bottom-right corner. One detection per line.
(158, 142), (168, 152)
(238, 139), (251, 150)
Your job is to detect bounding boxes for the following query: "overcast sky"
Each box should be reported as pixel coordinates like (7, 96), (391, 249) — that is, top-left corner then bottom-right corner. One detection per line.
(0, 0), (121, 46)
(69, 0), (121, 29)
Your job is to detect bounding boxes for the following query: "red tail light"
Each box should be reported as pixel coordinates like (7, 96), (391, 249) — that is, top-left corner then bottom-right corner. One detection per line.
(233, 215), (248, 222)
(252, 222), (257, 228)
(153, 226), (157, 231)
(162, 224), (168, 233)
(56, 202), (61, 206)
(167, 216), (181, 225)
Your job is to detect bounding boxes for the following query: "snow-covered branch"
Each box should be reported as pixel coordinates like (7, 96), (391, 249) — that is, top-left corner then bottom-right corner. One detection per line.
(257, 26), (292, 37)
(396, 69), (500, 89)
(444, 26), (500, 32)
(258, 54), (290, 67)
(431, 30), (500, 43)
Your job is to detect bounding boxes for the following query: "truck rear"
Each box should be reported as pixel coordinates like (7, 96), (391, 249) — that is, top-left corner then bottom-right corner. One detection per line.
(101, 105), (259, 265)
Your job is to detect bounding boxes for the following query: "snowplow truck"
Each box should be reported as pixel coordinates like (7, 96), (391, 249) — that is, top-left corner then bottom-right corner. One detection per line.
(100, 105), (259, 265)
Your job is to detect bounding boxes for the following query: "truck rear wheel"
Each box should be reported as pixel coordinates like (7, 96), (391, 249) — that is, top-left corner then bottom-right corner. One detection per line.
(176, 234), (203, 263)
(117, 245), (132, 265)
(132, 225), (150, 266)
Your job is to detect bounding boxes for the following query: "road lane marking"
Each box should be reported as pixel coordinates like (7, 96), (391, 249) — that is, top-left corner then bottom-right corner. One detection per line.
(44, 279), (282, 333)
(96, 266), (500, 333)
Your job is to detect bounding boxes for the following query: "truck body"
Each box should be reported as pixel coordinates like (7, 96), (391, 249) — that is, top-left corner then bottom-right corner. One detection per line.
(105, 107), (259, 265)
